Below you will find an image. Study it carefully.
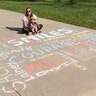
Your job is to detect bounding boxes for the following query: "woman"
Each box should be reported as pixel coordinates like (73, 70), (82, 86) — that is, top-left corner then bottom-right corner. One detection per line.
(22, 6), (43, 35)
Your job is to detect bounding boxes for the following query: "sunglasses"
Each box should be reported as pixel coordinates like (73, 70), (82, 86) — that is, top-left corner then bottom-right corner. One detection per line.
(27, 10), (31, 12)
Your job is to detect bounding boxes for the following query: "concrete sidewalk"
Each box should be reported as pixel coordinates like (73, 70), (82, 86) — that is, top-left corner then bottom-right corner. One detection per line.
(0, 9), (96, 96)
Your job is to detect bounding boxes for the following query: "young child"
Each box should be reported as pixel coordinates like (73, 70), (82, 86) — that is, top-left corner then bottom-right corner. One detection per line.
(29, 16), (38, 35)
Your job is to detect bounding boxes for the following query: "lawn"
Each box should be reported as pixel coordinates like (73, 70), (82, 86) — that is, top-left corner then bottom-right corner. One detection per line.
(0, 0), (96, 29)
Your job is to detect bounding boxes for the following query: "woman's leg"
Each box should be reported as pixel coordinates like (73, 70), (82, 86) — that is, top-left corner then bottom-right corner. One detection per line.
(35, 26), (38, 34)
(22, 27), (32, 35)
(37, 24), (43, 32)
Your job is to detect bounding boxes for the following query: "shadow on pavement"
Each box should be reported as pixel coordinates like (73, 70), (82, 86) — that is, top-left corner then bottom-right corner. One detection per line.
(6, 27), (24, 34)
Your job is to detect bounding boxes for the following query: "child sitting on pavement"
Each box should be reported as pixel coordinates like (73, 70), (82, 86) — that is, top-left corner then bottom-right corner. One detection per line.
(28, 16), (38, 35)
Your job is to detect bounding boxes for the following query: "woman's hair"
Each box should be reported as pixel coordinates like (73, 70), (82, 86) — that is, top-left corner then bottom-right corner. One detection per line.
(25, 6), (33, 17)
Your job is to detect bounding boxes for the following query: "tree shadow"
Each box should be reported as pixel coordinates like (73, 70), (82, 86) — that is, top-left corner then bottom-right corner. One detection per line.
(6, 27), (24, 34)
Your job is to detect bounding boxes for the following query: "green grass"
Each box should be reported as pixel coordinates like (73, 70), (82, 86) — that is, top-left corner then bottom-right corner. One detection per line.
(0, 1), (96, 29)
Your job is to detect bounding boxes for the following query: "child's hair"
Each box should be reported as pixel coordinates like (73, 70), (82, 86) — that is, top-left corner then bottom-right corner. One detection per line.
(30, 16), (36, 21)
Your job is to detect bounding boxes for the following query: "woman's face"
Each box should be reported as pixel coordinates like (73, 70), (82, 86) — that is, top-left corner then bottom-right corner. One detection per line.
(26, 8), (32, 16)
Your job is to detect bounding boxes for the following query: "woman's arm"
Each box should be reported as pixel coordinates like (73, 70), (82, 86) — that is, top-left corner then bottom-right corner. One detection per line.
(22, 16), (31, 28)
(22, 19), (32, 29)
(22, 20), (28, 27)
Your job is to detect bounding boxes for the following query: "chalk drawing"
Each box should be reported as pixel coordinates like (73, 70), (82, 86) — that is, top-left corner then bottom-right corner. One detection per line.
(0, 27), (95, 94)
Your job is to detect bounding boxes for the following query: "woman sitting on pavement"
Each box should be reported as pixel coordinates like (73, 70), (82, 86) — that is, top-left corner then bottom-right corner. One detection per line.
(22, 6), (43, 35)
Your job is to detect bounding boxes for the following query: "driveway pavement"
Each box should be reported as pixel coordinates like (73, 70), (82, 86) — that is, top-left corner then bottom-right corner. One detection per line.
(0, 9), (96, 96)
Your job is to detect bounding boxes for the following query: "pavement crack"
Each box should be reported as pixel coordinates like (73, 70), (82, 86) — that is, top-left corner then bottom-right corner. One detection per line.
(12, 88), (22, 96)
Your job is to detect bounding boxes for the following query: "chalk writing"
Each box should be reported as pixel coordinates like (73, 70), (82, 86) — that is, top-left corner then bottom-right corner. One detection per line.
(0, 66), (27, 93)
(73, 64), (87, 71)
(0, 27), (95, 95)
